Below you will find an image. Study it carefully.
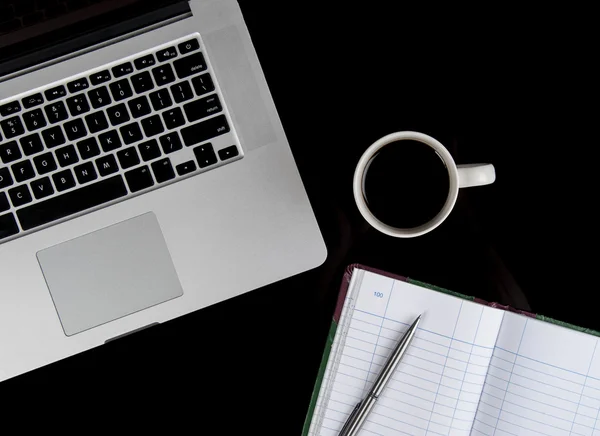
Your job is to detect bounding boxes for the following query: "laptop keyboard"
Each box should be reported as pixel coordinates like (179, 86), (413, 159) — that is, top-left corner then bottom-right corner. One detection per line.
(0, 34), (242, 243)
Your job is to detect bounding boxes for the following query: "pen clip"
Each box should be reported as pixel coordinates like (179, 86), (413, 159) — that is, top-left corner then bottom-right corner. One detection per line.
(339, 401), (361, 436)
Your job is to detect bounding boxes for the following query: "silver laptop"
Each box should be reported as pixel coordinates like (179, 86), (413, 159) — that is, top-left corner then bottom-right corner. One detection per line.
(0, 0), (326, 382)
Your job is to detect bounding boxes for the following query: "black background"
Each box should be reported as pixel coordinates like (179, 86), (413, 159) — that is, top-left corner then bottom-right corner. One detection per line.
(2, 1), (598, 433)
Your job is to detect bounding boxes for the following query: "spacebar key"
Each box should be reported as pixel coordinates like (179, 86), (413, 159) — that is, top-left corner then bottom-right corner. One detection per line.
(17, 176), (128, 231)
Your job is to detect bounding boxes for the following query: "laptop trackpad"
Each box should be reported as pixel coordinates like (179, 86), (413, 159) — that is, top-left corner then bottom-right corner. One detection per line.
(37, 212), (183, 336)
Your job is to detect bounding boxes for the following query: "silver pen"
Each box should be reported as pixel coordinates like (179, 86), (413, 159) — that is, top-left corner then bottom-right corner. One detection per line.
(338, 314), (422, 436)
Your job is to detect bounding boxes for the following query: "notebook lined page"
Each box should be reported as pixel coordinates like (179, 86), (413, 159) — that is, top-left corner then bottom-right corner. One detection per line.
(315, 270), (504, 436)
(474, 312), (600, 436)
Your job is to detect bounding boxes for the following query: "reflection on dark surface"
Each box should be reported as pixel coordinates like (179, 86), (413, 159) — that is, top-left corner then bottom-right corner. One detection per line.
(0, 0), (185, 75)
(0, 0), (136, 44)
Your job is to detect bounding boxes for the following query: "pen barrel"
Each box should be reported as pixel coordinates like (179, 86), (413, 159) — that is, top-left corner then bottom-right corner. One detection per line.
(339, 395), (377, 436)
(370, 321), (418, 396)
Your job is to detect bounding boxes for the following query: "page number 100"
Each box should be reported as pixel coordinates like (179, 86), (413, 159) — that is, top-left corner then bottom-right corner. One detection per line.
(374, 292), (384, 298)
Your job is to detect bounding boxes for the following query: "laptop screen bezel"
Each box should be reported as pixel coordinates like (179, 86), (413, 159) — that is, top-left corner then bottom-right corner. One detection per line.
(0, 0), (190, 80)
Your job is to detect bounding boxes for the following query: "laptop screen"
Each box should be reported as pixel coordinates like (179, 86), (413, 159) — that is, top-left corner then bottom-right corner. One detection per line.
(0, 0), (188, 77)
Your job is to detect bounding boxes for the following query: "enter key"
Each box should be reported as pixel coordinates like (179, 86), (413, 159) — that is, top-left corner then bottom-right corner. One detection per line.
(183, 94), (223, 122)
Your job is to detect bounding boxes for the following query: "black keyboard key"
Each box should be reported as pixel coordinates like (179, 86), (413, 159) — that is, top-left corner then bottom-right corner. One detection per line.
(159, 132), (183, 154)
(41, 126), (66, 148)
(176, 160), (196, 176)
(131, 71), (154, 94)
(0, 101), (21, 117)
(192, 73), (215, 96)
(96, 154), (119, 177)
(171, 81), (194, 103)
(0, 140), (21, 164)
(0, 167), (14, 189)
(34, 152), (58, 175)
(22, 93), (44, 109)
(138, 139), (161, 162)
(151, 158), (175, 183)
(152, 64), (176, 86)
(181, 115), (230, 146)
(45, 85), (66, 101)
(0, 213), (19, 240)
(74, 161), (97, 184)
(156, 46), (177, 62)
(23, 108), (47, 131)
(52, 169), (76, 192)
(77, 137), (101, 159)
(55, 144), (79, 167)
(64, 118), (87, 141)
(128, 96), (151, 118)
(184, 94), (222, 122)
(120, 122), (143, 145)
(134, 54), (156, 70)
(88, 86), (112, 109)
(162, 107), (185, 130)
(84, 111), (109, 134)
(90, 70), (112, 86)
(174, 53), (207, 79)
(141, 115), (164, 137)
(30, 177), (54, 200)
(20, 133), (44, 156)
(98, 130), (122, 152)
(193, 143), (218, 168)
(178, 39), (200, 55)
(90, 70), (111, 85)
(106, 103), (130, 126)
(112, 62), (134, 78)
(17, 175), (128, 231)
(125, 166), (154, 193)
(116, 147), (139, 170)
(1, 117), (25, 139)
(44, 101), (68, 124)
(110, 79), (133, 102)
(0, 193), (9, 213)
(9, 185), (32, 207)
(149, 89), (172, 111)
(66, 94), (90, 116)
(218, 145), (239, 161)
(12, 160), (35, 182)
(67, 78), (89, 93)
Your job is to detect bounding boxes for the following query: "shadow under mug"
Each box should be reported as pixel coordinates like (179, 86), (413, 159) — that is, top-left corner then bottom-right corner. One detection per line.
(353, 131), (496, 238)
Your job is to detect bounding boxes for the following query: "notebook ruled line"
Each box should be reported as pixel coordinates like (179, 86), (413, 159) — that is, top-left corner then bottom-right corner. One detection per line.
(490, 319), (528, 436)
(354, 308), (495, 349)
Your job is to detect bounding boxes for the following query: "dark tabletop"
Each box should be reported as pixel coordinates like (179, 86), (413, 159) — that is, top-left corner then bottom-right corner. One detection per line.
(4, 1), (597, 431)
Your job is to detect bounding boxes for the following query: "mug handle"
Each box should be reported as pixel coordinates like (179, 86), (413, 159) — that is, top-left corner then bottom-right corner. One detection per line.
(457, 164), (496, 188)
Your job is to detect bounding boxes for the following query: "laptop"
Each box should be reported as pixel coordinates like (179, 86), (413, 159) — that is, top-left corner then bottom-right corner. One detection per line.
(0, 0), (326, 383)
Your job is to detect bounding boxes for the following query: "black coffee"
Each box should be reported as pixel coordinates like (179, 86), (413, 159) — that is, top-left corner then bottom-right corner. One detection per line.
(363, 140), (450, 229)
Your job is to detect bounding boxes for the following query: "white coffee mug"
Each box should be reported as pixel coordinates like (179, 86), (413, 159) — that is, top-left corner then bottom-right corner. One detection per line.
(353, 131), (496, 238)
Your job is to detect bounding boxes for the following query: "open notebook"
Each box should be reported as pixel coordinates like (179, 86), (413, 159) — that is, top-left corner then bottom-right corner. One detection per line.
(304, 265), (600, 436)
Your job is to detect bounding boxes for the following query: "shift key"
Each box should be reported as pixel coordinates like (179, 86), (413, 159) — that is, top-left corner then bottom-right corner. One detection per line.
(1, 213), (19, 241)
(181, 115), (230, 147)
